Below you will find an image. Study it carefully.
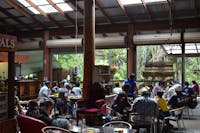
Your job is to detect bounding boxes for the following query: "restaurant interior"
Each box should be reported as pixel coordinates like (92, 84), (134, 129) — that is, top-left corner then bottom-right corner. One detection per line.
(0, 0), (200, 133)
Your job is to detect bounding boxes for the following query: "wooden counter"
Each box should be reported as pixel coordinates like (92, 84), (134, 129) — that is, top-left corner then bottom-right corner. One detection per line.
(0, 118), (16, 133)
(16, 80), (40, 100)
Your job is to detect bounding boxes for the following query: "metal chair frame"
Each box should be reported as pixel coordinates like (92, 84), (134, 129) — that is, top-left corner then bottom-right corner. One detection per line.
(102, 120), (132, 129)
(41, 126), (70, 133)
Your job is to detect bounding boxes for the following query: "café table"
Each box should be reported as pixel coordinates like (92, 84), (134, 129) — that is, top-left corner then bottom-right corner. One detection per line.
(69, 125), (137, 133)
(68, 95), (82, 117)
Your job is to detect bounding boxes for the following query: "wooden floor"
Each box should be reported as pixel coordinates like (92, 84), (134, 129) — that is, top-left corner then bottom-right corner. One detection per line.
(169, 97), (200, 133)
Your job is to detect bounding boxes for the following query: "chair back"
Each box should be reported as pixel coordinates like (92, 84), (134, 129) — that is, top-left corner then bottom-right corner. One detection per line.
(102, 121), (132, 129)
(170, 106), (185, 119)
(41, 126), (70, 133)
(17, 114), (47, 133)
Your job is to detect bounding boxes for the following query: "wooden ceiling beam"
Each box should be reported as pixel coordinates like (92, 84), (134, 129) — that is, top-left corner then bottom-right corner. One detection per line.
(0, 19), (19, 32)
(26, 0), (62, 28)
(47, 0), (75, 25)
(96, 1), (112, 24)
(141, 0), (152, 20)
(192, 0), (199, 16)
(116, 0), (132, 22)
(168, 53), (200, 57)
(5, 0), (46, 29)
(15, 18), (200, 38)
(0, 6), (32, 30)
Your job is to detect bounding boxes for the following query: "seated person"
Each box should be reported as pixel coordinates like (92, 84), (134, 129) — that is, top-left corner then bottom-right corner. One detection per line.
(152, 81), (164, 97)
(14, 86), (23, 115)
(182, 81), (195, 97)
(88, 82), (105, 107)
(26, 100), (69, 129)
(165, 83), (180, 99)
(123, 73), (138, 98)
(155, 90), (173, 128)
(131, 90), (159, 126)
(56, 92), (72, 116)
(38, 81), (51, 103)
(72, 82), (82, 95)
(112, 82), (122, 94)
(192, 80), (199, 96)
(168, 84), (188, 109)
(111, 92), (131, 120)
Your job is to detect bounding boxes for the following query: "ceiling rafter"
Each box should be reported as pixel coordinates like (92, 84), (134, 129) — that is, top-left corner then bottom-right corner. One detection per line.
(192, 0), (199, 16)
(26, 0), (62, 28)
(195, 43), (199, 53)
(5, 0), (46, 29)
(95, 1), (112, 24)
(68, 0), (84, 15)
(15, 18), (200, 38)
(166, 0), (174, 34)
(116, 0), (132, 22)
(0, 19), (19, 32)
(0, 6), (32, 30)
(141, 0), (152, 20)
(47, 0), (75, 25)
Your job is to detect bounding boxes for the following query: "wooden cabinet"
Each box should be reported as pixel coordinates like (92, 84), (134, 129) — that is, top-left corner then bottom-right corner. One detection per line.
(16, 80), (40, 100)
(93, 65), (111, 83)
(0, 92), (8, 121)
(93, 65), (114, 94)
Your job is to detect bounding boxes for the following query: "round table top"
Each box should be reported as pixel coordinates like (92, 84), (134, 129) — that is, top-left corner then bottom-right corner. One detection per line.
(69, 125), (137, 133)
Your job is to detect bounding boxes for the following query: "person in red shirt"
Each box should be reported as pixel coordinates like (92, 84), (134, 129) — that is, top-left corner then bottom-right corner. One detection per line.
(192, 80), (199, 97)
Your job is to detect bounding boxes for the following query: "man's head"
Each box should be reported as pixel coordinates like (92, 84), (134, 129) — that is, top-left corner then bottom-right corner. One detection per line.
(157, 90), (164, 97)
(141, 90), (150, 97)
(122, 83), (131, 93)
(174, 84), (182, 93)
(129, 73), (135, 80)
(183, 81), (189, 87)
(43, 80), (50, 87)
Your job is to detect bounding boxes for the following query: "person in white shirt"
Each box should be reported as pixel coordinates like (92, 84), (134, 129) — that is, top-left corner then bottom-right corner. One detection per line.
(38, 81), (51, 102)
(112, 82), (123, 94)
(152, 81), (164, 97)
(72, 82), (82, 95)
(58, 81), (69, 97)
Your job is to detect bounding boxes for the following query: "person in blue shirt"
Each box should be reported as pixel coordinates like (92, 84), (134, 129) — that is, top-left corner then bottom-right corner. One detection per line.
(182, 81), (195, 97)
(123, 73), (138, 98)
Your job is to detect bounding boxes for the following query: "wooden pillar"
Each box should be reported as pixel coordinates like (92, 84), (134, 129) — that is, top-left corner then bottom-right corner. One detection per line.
(83, 0), (95, 99)
(127, 24), (137, 78)
(181, 31), (185, 84)
(43, 31), (52, 81)
(8, 52), (15, 118)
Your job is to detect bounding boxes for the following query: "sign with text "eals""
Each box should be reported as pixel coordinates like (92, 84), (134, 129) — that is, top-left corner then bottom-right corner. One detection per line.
(0, 34), (17, 52)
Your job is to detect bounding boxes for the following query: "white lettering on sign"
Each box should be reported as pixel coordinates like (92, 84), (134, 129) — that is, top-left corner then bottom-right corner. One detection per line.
(0, 38), (15, 48)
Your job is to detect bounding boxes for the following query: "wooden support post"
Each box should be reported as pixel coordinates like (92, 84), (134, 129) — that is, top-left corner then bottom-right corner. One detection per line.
(83, 0), (95, 99)
(127, 24), (137, 78)
(43, 31), (52, 81)
(181, 31), (185, 84)
(8, 52), (15, 118)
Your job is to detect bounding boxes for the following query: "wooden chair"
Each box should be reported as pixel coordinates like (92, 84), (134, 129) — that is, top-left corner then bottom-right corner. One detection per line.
(102, 120), (132, 129)
(41, 126), (70, 133)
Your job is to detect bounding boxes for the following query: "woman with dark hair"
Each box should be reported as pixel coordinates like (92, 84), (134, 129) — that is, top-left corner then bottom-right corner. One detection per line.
(192, 80), (199, 96)
(111, 92), (131, 120)
(89, 82), (105, 106)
